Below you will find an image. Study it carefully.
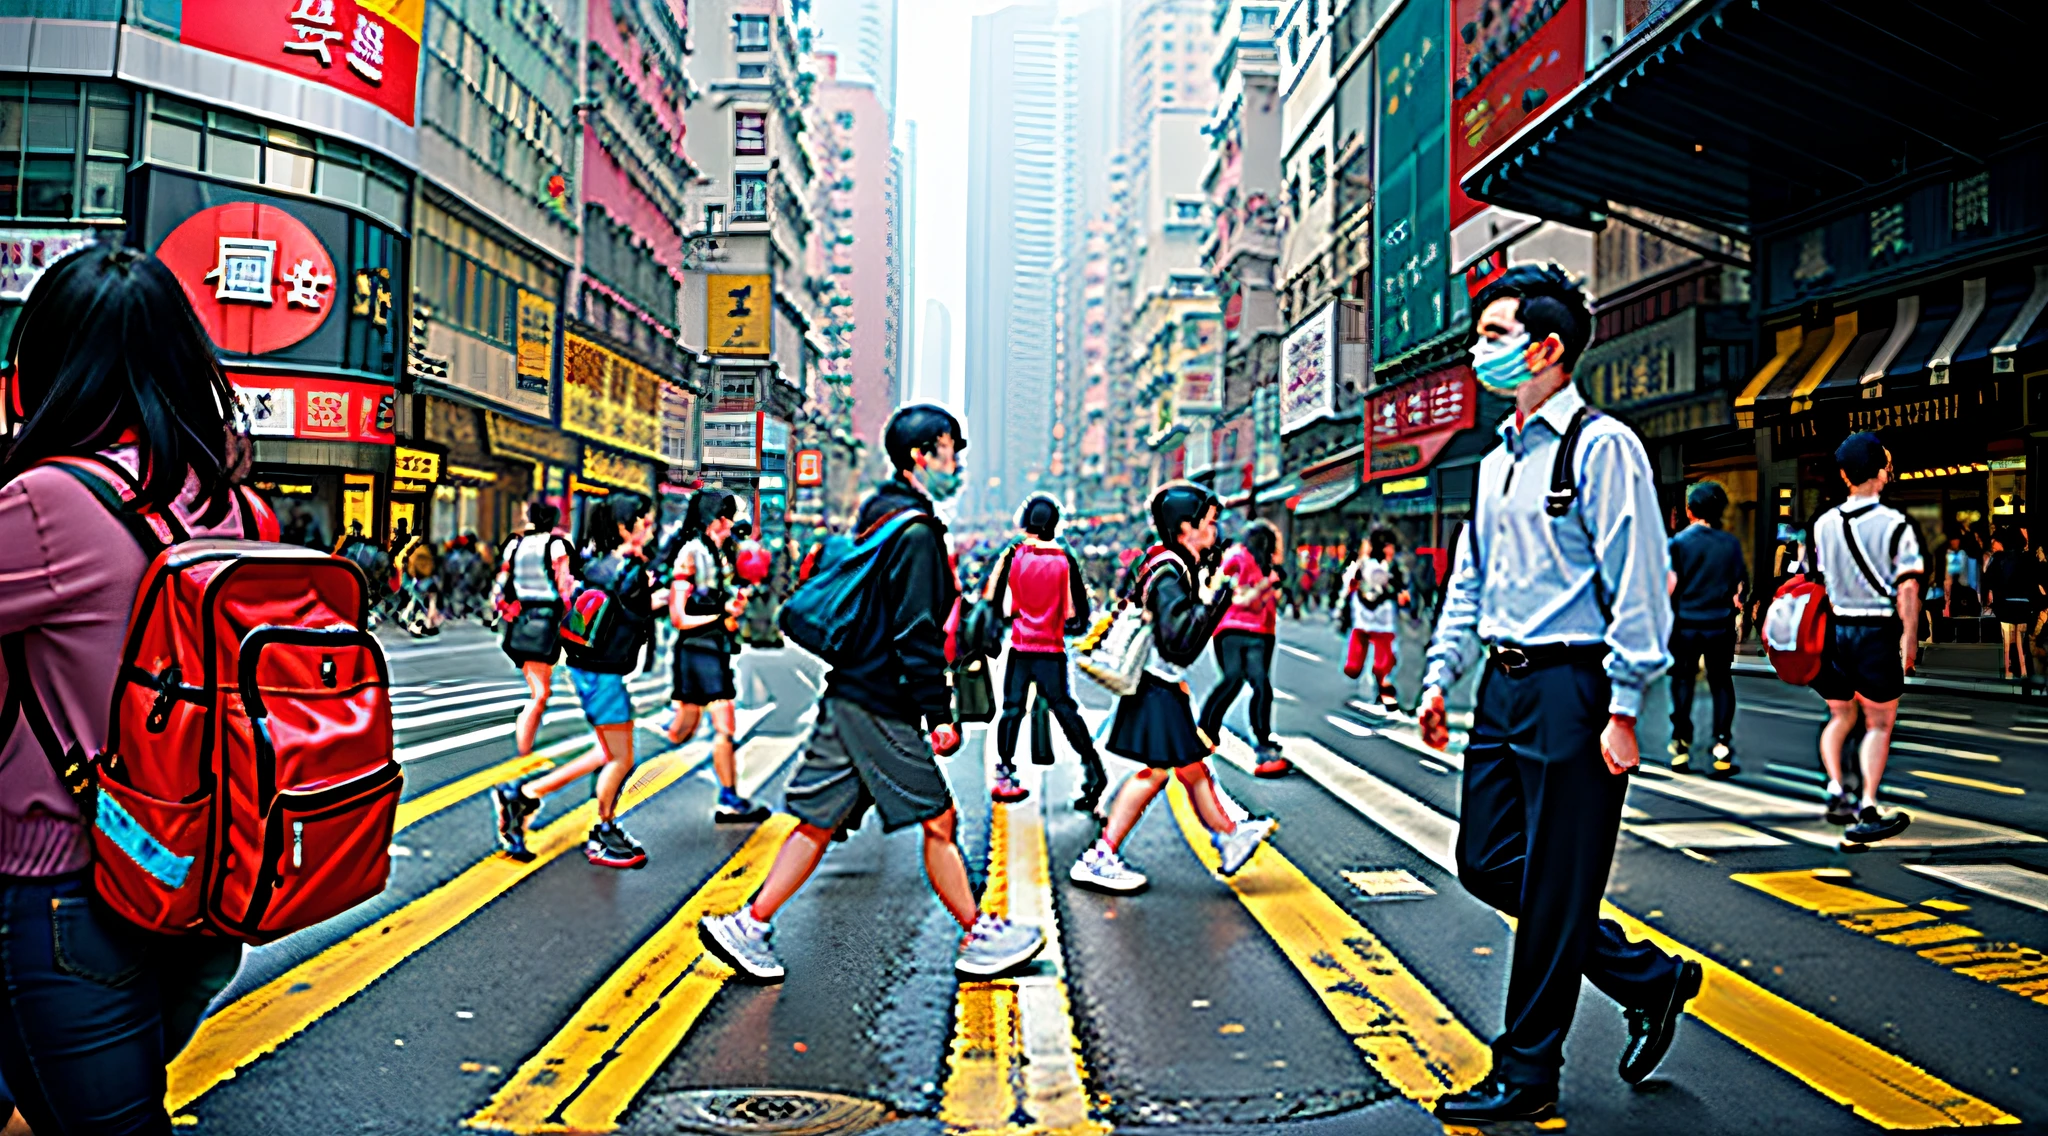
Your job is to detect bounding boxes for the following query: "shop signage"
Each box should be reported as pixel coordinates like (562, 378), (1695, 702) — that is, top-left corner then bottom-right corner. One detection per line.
(1625, 395), (1732, 441)
(0, 229), (98, 300)
(1365, 364), (1478, 481)
(1376, 0), (1460, 364)
(794, 448), (824, 486)
(487, 411), (578, 465)
(392, 445), (443, 494)
(178, 0), (423, 127)
(1579, 309), (1697, 412)
(563, 335), (662, 460)
(516, 290), (557, 392)
(231, 372), (396, 443)
(703, 412), (761, 468)
(142, 172), (404, 381)
(581, 447), (656, 494)
(1281, 303), (1338, 433)
(1177, 353), (1222, 413)
(706, 273), (772, 357)
(1845, 392), (1965, 434)
(1381, 474), (1431, 496)
(1450, 0), (1586, 228)
(1253, 384), (1282, 483)
(342, 472), (376, 541)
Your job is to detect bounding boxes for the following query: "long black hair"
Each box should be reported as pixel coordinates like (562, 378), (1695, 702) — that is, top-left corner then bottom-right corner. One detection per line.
(2, 244), (240, 522)
(587, 491), (654, 557)
(1243, 519), (1278, 574)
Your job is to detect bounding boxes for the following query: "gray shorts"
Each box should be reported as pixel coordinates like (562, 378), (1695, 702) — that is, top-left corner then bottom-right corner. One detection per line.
(783, 697), (953, 834)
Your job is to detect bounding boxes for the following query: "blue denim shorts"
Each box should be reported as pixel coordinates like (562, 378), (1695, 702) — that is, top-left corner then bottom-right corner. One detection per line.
(568, 667), (634, 726)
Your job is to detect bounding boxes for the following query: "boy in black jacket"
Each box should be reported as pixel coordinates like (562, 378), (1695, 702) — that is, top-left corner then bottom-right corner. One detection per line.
(701, 405), (1045, 983)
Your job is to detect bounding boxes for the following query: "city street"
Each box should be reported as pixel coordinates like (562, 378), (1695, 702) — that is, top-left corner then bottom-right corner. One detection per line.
(172, 618), (2048, 1135)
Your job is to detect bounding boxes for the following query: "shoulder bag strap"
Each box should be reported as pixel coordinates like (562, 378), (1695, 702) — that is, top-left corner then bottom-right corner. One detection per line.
(1544, 408), (1594, 518)
(1833, 509), (1893, 597)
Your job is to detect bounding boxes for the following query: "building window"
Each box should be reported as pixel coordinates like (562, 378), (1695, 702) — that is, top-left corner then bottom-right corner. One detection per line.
(738, 62), (768, 80)
(734, 110), (767, 156)
(0, 80), (138, 221)
(734, 14), (771, 51)
(1289, 25), (1301, 63)
(1288, 176), (1302, 221)
(1169, 273), (1208, 297)
(1308, 147), (1327, 200)
(734, 172), (769, 221)
(1173, 198), (1203, 222)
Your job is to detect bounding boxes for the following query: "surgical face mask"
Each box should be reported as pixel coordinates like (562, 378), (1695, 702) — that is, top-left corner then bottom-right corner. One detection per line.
(1470, 331), (1535, 392)
(922, 463), (963, 501)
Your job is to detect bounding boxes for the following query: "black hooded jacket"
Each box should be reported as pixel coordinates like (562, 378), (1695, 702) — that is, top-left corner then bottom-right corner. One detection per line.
(823, 475), (959, 727)
(1134, 546), (1233, 668)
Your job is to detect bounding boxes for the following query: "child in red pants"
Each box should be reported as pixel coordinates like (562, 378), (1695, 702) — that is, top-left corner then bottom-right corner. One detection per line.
(1342, 529), (1408, 709)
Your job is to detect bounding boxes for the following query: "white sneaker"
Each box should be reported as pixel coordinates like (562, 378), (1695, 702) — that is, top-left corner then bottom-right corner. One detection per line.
(1213, 817), (1277, 876)
(700, 910), (784, 981)
(955, 913), (1045, 978)
(1069, 844), (1148, 893)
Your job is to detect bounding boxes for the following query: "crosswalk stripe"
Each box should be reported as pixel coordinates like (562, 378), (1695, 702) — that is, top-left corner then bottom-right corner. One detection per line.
(1261, 733), (2021, 1128)
(458, 735), (806, 1133)
(167, 741), (713, 1113)
(1161, 777), (1492, 1105)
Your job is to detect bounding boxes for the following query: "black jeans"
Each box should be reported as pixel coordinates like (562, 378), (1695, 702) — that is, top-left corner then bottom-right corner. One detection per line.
(1198, 631), (1274, 745)
(1457, 658), (1681, 1085)
(995, 651), (1101, 774)
(1668, 626), (1736, 746)
(0, 872), (242, 1135)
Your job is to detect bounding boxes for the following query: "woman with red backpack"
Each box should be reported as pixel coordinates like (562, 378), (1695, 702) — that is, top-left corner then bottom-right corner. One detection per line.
(0, 246), (280, 1133)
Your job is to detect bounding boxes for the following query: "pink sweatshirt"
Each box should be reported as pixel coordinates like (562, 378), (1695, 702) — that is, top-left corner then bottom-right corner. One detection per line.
(1003, 542), (1075, 654)
(1216, 545), (1277, 635)
(0, 449), (270, 878)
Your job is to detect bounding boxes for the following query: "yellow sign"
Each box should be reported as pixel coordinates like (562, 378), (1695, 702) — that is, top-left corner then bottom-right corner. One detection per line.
(394, 446), (443, 484)
(563, 336), (663, 459)
(706, 273), (771, 357)
(342, 473), (376, 542)
(488, 412), (578, 464)
(516, 290), (557, 384)
(1381, 476), (1430, 495)
(580, 448), (655, 494)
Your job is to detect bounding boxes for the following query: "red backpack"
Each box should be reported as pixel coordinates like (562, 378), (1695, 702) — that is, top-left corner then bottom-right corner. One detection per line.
(9, 456), (399, 945)
(1763, 572), (1829, 684)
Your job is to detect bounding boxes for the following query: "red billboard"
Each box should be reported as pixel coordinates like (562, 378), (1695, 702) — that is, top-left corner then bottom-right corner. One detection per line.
(1450, 0), (1585, 227)
(180, 0), (422, 127)
(231, 372), (397, 444)
(1365, 364), (1478, 481)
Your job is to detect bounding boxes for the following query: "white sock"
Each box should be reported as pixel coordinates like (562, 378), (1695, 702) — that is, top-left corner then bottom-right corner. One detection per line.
(1825, 779), (1843, 797)
(1092, 838), (1115, 858)
(1860, 793), (1879, 812)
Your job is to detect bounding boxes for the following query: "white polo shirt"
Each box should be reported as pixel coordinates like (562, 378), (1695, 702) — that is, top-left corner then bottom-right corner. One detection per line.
(1811, 494), (1925, 619)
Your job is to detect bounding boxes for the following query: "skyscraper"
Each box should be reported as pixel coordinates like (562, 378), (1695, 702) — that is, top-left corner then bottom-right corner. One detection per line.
(806, 0), (899, 126)
(921, 298), (952, 405)
(965, 3), (1074, 521)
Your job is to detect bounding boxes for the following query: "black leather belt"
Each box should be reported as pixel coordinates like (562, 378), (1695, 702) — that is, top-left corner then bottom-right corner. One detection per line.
(1488, 642), (1608, 677)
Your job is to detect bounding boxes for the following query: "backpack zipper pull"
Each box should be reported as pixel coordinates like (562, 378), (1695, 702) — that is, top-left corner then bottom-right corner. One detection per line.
(292, 821), (304, 868)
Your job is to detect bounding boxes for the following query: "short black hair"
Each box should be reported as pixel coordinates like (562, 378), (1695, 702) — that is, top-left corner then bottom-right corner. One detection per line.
(1471, 262), (1594, 374)
(1835, 431), (1889, 484)
(884, 404), (966, 471)
(1368, 526), (1398, 556)
(527, 499), (560, 530)
(1150, 480), (1219, 546)
(1685, 480), (1729, 526)
(1018, 493), (1060, 540)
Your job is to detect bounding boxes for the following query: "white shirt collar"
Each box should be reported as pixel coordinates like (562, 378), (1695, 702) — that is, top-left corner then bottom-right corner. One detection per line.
(1496, 381), (1587, 443)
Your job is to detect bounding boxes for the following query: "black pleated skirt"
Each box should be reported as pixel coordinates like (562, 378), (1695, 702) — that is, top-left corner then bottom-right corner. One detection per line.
(1106, 672), (1209, 769)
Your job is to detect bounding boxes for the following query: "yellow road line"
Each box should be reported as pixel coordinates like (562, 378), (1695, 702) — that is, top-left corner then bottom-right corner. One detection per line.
(1734, 870), (1906, 916)
(1907, 770), (2026, 795)
(168, 742), (711, 1113)
(1163, 780), (1491, 1106)
(462, 816), (799, 1133)
(395, 753), (560, 832)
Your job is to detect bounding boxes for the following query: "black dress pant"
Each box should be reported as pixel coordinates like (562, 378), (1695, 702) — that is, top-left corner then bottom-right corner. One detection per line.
(1198, 630), (1274, 745)
(1668, 626), (1736, 746)
(1457, 656), (1681, 1085)
(996, 650), (1101, 774)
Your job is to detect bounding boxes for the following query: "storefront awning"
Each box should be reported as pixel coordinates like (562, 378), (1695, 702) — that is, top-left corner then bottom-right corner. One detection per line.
(1992, 266), (2048, 364)
(1818, 296), (1919, 394)
(1293, 479), (1359, 516)
(1952, 276), (2035, 371)
(1736, 323), (1842, 423)
(1927, 278), (1988, 375)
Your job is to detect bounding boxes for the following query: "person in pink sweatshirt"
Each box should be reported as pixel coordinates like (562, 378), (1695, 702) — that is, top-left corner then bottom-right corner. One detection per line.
(1197, 520), (1288, 776)
(985, 495), (1107, 810)
(0, 246), (279, 1134)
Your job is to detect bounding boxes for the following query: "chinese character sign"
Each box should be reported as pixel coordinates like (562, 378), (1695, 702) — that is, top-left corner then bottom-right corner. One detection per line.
(1450, 0), (1585, 227)
(1280, 303), (1338, 433)
(180, 0), (422, 127)
(516, 290), (557, 392)
(706, 274), (772, 357)
(563, 336), (663, 460)
(1376, 0), (1463, 364)
(231, 373), (396, 444)
(0, 230), (98, 300)
(156, 202), (337, 356)
(1364, 364), (1477, 481)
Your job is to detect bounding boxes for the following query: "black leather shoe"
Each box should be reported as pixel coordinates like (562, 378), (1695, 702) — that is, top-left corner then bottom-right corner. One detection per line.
(1434, 1078), (1558, 1123)
(1620, 959), (1703, 1084)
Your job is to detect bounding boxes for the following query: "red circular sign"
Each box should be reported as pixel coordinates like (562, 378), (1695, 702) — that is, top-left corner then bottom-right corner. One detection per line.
(155, 202), (336, 356)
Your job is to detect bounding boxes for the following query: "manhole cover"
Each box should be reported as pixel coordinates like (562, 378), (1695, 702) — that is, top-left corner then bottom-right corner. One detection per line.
(631, 1089), (891, 1135)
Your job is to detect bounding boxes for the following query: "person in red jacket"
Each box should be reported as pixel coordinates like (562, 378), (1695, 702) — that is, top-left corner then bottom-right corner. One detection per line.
(1197, 520), (1287, 775)
(985, 495), (1107, 809)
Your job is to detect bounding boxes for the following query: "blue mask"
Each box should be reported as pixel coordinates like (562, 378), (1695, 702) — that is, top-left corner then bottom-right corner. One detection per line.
(1471, 331), (1535, 392)
(922, 464), (962, 501)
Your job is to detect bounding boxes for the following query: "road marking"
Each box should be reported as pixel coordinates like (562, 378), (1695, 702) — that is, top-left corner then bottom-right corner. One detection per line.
(1277, 644), (1324, 663)
(1253, 738), (2023, 1128)
(167, 742), (714, 1113)
(940, 745), (1100, 1135)
(1163, 779), (1491, 1105)
(1418, 759), (1452, 775)
(393, 686), (669, 764)
(394, 753), (564, 833)
(391, 685), (534, 714)
(1907, 770), (2026, 795)
(1624, 821), (1786, 851)
(1273, 688), (1299, 702)
(1903, 863), (2048, 916)
(1892, 740), (2000, 763)
(1325, 714), (1373, 738)
(461, 816), (800, 1134)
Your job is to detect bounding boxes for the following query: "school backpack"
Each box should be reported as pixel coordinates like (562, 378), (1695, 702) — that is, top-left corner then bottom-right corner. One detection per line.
(1763, 572), (1830, 685)
(778, 510), (934, 665)
(1076, 551), (1179, 697)
(558, 552), (642, 656)
(8, 456), (398, 945)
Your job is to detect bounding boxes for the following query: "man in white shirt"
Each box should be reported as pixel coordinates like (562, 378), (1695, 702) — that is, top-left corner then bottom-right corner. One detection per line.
(1807, 431), (1923, 843)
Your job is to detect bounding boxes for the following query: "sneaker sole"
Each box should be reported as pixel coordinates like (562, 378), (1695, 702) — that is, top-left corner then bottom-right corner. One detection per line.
(1218, 821), (1278, 876)
(1253, 764), (1291, 779)
(698, 922), (785, 983)
(587, 851), (647, 869)
(715, 810), (771, 825)
(1068, 865), (1147, 893)
(1844, 814), (1912, 844)
(955, 936), (1046, 979)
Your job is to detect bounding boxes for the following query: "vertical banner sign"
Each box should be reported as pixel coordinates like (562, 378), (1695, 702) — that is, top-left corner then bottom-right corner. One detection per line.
(179, 0), (423, 126)
(1450, 0), (1586, 227)
(706, 273), (772, 356)
(1253, 384), (1282, 484)
(794, 448), (824, 486)
(1280, 302), (1339, 433)
(515, 290), (557, 393)
(1375, 0), (1458, 365)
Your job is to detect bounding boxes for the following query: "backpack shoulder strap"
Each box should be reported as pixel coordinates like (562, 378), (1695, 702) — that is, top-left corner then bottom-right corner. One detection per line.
(34, 455), (186, 556)
(1827, 507), (1893, 597)
(1544, 408), (1596, 518)
(0, 633), (93, 799)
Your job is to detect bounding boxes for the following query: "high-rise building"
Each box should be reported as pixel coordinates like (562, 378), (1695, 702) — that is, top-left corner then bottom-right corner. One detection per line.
(921, 298), (953, 404)
(807, 0), (899, 126)
(812, 55), (899, 482)
(1052, 1), (1119, 512)
(965, 3), (1075, 521)
(898, 120), (917, 407)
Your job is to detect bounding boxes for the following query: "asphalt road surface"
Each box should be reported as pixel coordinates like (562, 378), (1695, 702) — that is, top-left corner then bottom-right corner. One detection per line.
(171, 616), (2048, 1135)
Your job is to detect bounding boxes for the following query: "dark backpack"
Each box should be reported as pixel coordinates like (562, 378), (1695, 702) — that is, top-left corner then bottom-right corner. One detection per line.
(561, 553), (649, 669)
(778, 510), (934, 665)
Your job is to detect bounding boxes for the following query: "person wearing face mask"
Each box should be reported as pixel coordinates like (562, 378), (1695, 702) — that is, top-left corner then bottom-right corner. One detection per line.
(1068, 482), (1278, 895)
(700, 405), (1046, 984)
(1417, 265), (1695, 1124)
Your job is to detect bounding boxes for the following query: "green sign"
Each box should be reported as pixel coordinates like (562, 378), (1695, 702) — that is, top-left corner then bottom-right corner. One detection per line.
(1374, 0), (1464, 367)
